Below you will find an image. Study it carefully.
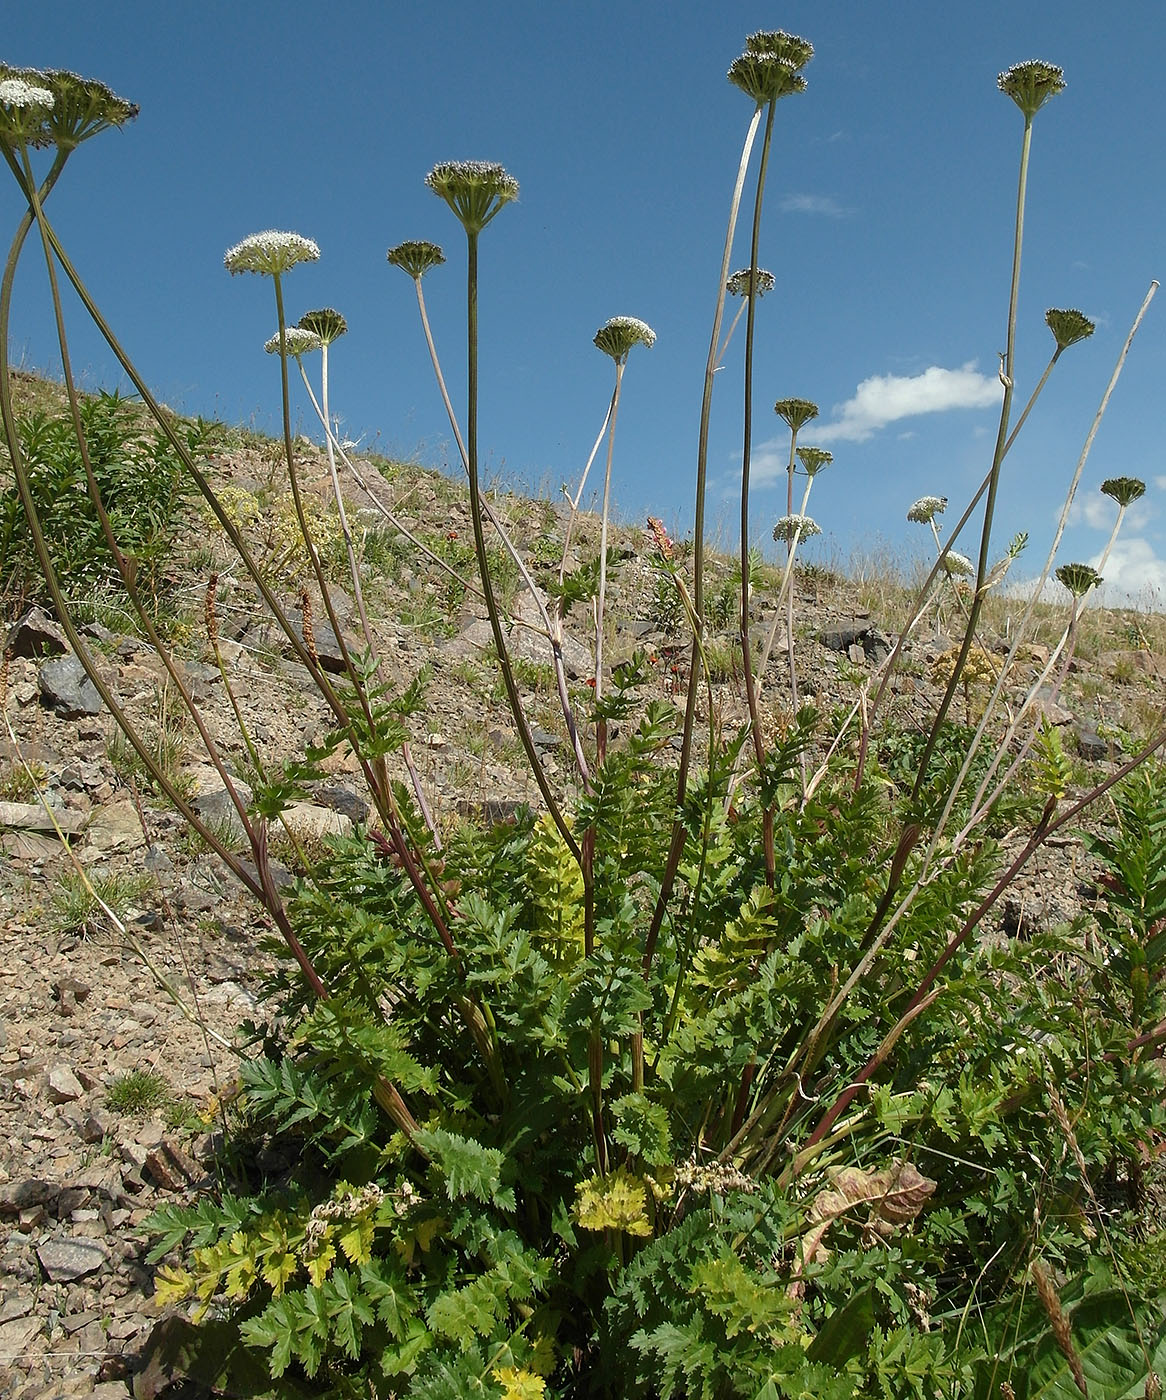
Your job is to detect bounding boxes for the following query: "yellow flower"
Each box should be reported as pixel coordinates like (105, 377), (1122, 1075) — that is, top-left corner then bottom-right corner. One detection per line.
(492, 1366), (547, 1399)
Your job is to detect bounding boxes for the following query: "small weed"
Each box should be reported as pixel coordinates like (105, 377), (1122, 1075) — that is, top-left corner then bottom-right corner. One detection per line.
(107, 680), (193, 797)
(50, 868), (154, 938)
(0, 758), (47, 802)
(107, 1069), (170, 1116)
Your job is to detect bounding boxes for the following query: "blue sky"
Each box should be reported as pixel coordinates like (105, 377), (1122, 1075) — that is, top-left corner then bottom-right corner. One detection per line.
(3, 1), (1164, 604)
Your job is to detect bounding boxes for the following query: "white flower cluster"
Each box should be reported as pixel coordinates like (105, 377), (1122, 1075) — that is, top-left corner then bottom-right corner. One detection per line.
(0, 77), (54, 110)
(425, 159), (520, 199)
(593, 316), (657, 360)
(907, 495), (947, 524)
(264, 327), (322, 357)
(673, 1161), (756, 1196)
(224, 230), (320, 277)
(726, 267), (776, 297)
(940, 550), (974, 578)
(773, 513), (821, 544)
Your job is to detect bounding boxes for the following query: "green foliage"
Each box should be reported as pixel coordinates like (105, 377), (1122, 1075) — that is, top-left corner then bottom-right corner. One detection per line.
(0, 390), (203, 619)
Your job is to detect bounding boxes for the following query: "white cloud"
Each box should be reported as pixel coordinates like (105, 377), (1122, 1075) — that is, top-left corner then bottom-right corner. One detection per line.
(746, 444), (795, 490)
(813, 362), (1002, 444)
(780, 192), (851, 218)
(1091, 537), (1166, 609)
(1154, 474), (1166, 491)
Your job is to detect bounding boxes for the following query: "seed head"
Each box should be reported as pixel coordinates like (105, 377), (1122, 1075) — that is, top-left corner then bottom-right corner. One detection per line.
(425, 160), (519, 234)
(726, 267), (776, 298)
(647, 516), (675, 562)
(1056, 562), (1102, 598)
(386, 240), (446, 280)
(225, 231), (320, 277)
(745, 30), (814, 72)
(998, 61), (1065, 119)
(773, 513), (821, 544)
(728, 51), (805, 106)
(264, 327), (321, 357)
(796, 447), (832, 477)
(774, 398), (819, 433)
(594, 316), (656, 361)
(1100, 476), (1146, 508)
(1045, 308), (1095, 352)
(907, 495), (948, 524)
(941, 551), (974, 579)
(297, 308), (347, 346)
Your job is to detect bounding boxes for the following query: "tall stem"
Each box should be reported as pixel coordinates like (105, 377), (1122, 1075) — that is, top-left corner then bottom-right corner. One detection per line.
(593, 358), (625, 764)
(912, 117), (1032, 798)
(739, 99), (777, 797)
(413, 275), (591, 790)
(461, 231), (581, 864)
(643, 103), (764, 976)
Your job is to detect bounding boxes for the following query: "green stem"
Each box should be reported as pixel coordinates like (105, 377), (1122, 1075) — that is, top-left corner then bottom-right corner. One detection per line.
(643, 102), (764, 975)
(739, 99), (777, 884)
(912, 116), (1033, 800)
(594, 358), (625, 765)
(271, 277), (382, 780)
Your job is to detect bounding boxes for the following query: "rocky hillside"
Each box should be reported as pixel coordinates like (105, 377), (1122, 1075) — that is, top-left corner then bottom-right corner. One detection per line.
(1, 371), (1164, 1396)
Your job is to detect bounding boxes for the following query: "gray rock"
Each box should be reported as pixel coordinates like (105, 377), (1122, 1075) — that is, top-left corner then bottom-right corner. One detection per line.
(0, 1313), (40, 1359)
(4, 606), (67, 659)
(0, 1179), (57, 1215)
(1033, 686), (1074, 727)
(37, 655), (103, 718)
(36, 1235), (109, 1282)
(84, 799), (145, 854)
(46, 1064), (85, 1103)
(818, 620), (892, 665)
(313, 782), (370, 825)
(282, 608), (354, 674)
(235, 855), (295, 893)
(1077, 728), (1109, 762)
(190, 787), (249, 844)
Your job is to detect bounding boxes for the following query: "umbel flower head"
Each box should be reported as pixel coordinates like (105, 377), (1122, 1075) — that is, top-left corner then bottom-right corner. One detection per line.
(386, 240), (446, 280)
(40, 68), (137, 150)
(774, 398), (818, 433)
(1100, 476), (1146, 508)
(225, 231), (320, 277)
(1045, 308), (1095, 353)
(264, 327), (321, 357)
(425, 161), (518, 234)
(0, 74), (54, 148)
(745, 30), (814, 72)
(594, 316), (656, 361)
(298, 308), (347, 346)
(726, 267), (776, 298)
(907, 495), (948, 524)
(1056, 562), (1102, 598)
(796, 446), (832, 477)
(940, 550), (974, 579)
(998, 60), (1065, 119)
(728, 50), (805, 105)
(773, 513), (821, 544)
(1, 65), (139, 151)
